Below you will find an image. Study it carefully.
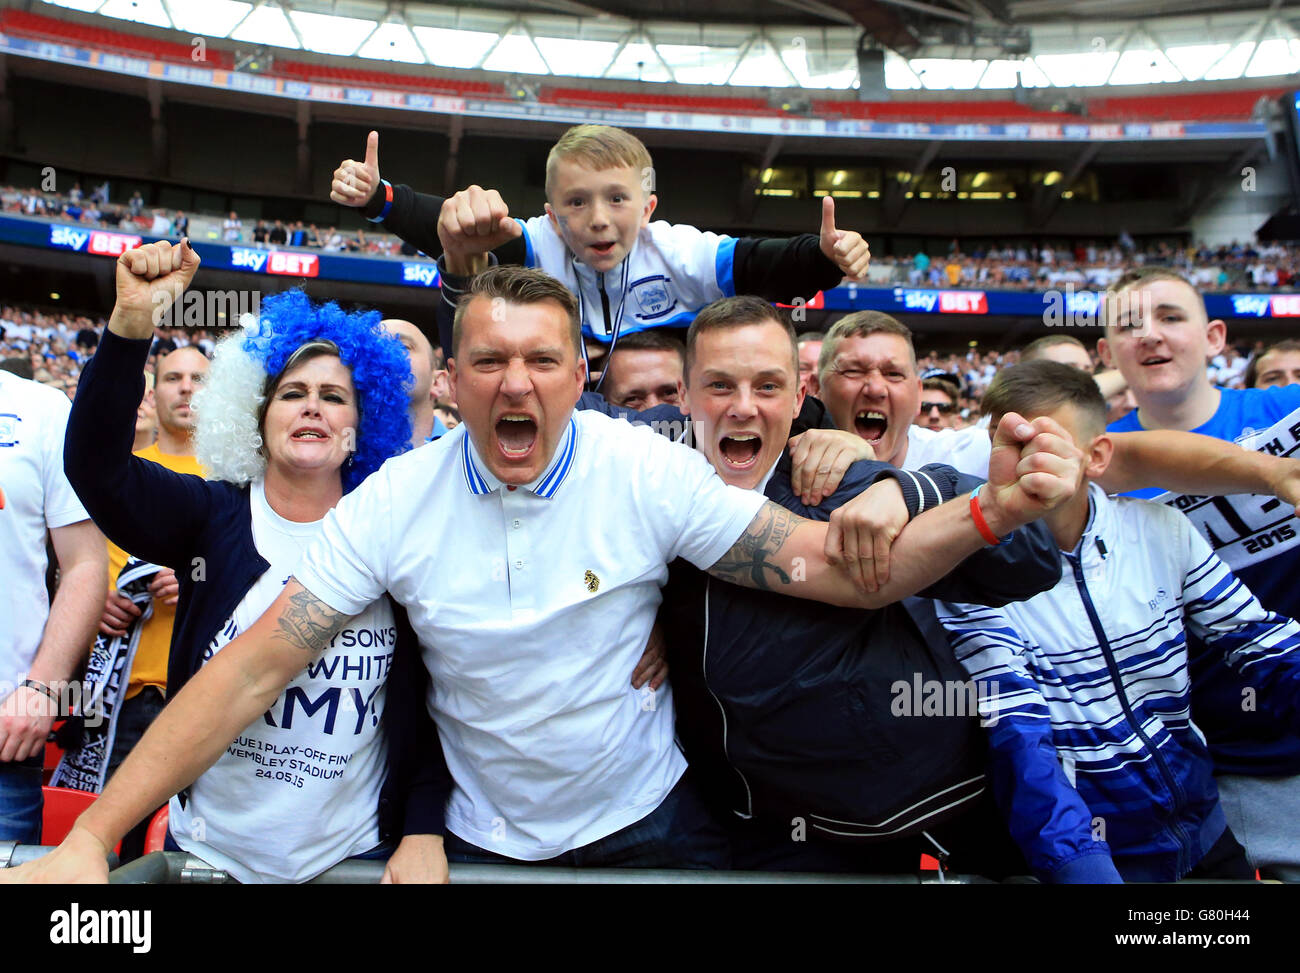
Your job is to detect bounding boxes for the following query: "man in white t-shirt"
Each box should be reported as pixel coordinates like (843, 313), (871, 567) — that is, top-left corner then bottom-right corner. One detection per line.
(0, 370), (107, 842)
(10, 257), (1085, 882)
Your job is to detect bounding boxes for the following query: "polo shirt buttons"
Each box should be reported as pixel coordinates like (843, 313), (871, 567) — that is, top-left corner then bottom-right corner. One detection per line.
(514, 559), (524, 569)
(512, 519), (521, 529)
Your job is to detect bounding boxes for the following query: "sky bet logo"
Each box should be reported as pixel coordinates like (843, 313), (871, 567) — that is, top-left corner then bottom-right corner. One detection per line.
(1231, 295), (1270, 317)
(402, 262), (441, 287)
(231, 248), (319, 277)
(49, 226), (141, 256)
(893, 288), (988, 314)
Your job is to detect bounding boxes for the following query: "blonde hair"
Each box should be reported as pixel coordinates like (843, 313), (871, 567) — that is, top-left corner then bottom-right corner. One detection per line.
(545, 125), (654, 201)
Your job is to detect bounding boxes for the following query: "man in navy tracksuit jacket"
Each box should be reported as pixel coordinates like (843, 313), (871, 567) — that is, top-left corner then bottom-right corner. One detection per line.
(660, 449), (1060, 874)
(601, 298), (1062, 874)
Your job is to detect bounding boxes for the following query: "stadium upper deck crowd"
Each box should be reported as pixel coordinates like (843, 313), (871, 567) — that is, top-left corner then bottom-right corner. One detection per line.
(3, 124), (1300, 887)
(4, 180), (1300, 293)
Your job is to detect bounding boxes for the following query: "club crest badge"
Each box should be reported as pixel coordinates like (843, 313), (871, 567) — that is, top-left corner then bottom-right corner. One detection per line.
(583, 570), (600, 593)
(629, 275), (676, 319)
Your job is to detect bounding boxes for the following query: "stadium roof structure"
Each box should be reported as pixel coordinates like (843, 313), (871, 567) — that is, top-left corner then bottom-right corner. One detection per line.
(32, 0), (1300, 90)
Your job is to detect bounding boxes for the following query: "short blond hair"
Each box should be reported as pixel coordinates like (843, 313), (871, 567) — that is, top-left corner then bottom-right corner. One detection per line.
(545, 125), (654, 201)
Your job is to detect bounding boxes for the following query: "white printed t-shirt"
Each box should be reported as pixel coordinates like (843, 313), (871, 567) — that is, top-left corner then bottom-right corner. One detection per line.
(295, 410), (766, 860)
(170, 480), (395, 884)
(0, 371), (90, 689)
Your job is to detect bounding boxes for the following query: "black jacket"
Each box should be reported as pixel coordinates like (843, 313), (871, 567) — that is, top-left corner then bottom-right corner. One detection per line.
(65, 330), (449, 841)
(658, 454), (1062, 839)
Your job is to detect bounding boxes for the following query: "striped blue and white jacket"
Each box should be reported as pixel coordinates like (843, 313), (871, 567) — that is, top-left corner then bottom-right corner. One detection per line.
(937, 482), (1300, 884)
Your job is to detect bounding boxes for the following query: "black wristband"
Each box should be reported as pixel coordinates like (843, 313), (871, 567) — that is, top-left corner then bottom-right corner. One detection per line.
(21, 679), (59, 703)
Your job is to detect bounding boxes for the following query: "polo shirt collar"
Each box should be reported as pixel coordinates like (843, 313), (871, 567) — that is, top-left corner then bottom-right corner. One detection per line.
(461, 416), (579, 499)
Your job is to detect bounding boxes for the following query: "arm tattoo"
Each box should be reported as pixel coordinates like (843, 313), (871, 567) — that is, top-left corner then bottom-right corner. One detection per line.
(271, 584), (352, 654)
(707, 500), (804, 591)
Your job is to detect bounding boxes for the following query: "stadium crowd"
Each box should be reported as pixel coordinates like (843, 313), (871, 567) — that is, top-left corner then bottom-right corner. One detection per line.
(8, 180), (1300, 294)
(0, 183), (416, 258)
(3, 124), (1300, 887)
(868, 238), (1300, 293)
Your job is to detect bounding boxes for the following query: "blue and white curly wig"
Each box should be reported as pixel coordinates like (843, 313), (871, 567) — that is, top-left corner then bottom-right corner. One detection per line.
(193, 289), (412, 493)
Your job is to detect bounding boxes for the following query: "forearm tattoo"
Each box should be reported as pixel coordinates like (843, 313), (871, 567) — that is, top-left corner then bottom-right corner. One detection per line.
(708, 501), (803, 591)
(271, 583), (352, 654)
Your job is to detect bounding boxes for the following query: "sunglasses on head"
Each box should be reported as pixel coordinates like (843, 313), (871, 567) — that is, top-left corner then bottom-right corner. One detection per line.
(921, 401), (955, 414)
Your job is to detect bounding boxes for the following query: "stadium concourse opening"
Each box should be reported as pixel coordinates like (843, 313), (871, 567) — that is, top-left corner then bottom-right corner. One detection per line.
(0, 0), (1299, 906)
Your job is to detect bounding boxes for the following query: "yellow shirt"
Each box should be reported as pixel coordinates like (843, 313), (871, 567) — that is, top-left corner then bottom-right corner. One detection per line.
(107, 443), (204, 699)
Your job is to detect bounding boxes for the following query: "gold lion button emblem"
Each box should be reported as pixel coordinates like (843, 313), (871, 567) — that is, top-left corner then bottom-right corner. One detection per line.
(584, 570), (600, 593)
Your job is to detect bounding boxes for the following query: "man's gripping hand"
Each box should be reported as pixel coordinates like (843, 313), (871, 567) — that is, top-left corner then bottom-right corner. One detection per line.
(381, 834), (449, 885)
(0, 826), (111, 885)
(818, 196), (871, 282)
(109, 239), (200, 341)
(824, 477), (908, 593)
(437, 185), (523, 275)
(100, 591), (142, 638)
(788, 428), (875, 506)
(330, 130), (382, 208)
(981, 412), (1083, 535)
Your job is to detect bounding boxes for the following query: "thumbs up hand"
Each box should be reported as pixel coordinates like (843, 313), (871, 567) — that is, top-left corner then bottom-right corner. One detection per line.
(330, 130), (382, 207)
(818, 195), (871, 282)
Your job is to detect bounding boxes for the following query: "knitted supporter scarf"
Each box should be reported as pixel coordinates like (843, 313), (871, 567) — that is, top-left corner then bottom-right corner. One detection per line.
(50, 557), (159, 793)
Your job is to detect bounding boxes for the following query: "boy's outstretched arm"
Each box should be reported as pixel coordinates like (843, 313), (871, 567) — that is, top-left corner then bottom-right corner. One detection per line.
(330, 130), (528, 264)
(730, 198), (869, 302)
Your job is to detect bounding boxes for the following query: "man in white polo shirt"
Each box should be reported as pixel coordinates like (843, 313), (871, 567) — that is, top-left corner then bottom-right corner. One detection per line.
(12, 257), (1085, 882)
(0, 368), (106, 843)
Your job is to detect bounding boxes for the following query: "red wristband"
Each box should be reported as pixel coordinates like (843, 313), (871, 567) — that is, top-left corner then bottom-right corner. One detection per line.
(970, 487), (1000, 546)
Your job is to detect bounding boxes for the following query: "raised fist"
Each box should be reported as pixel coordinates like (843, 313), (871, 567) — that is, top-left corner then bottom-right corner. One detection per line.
(982, 411), (1083, 535)
(109, 239), (200, 341)
(437, 185), (522, 274)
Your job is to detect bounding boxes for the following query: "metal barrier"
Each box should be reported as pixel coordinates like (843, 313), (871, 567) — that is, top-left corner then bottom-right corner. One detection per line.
(0, 841), (118, 871)
(6, 846), (993, 883)
(7, 845), (1284, 883)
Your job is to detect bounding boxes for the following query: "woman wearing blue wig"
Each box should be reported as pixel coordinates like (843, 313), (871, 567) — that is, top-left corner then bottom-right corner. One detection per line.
(50, 240), (450, 883)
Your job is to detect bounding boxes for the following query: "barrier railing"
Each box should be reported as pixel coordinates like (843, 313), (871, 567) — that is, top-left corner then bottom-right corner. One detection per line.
(8, 844), (1290, 883)
(0, 841), (118, 870)
(5, 846), (997, 884)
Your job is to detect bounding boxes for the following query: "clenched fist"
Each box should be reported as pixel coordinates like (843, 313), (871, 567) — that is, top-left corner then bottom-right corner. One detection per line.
(109, 239), (200, 341)
(981, 412), (1084, 535)
(437, 185), (523, 275)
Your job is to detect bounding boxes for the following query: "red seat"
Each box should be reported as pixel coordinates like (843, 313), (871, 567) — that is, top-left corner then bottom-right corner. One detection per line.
(41, 785), (94, 844)
(40, 786), (123, 854)
(144, 806), (170, 855)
